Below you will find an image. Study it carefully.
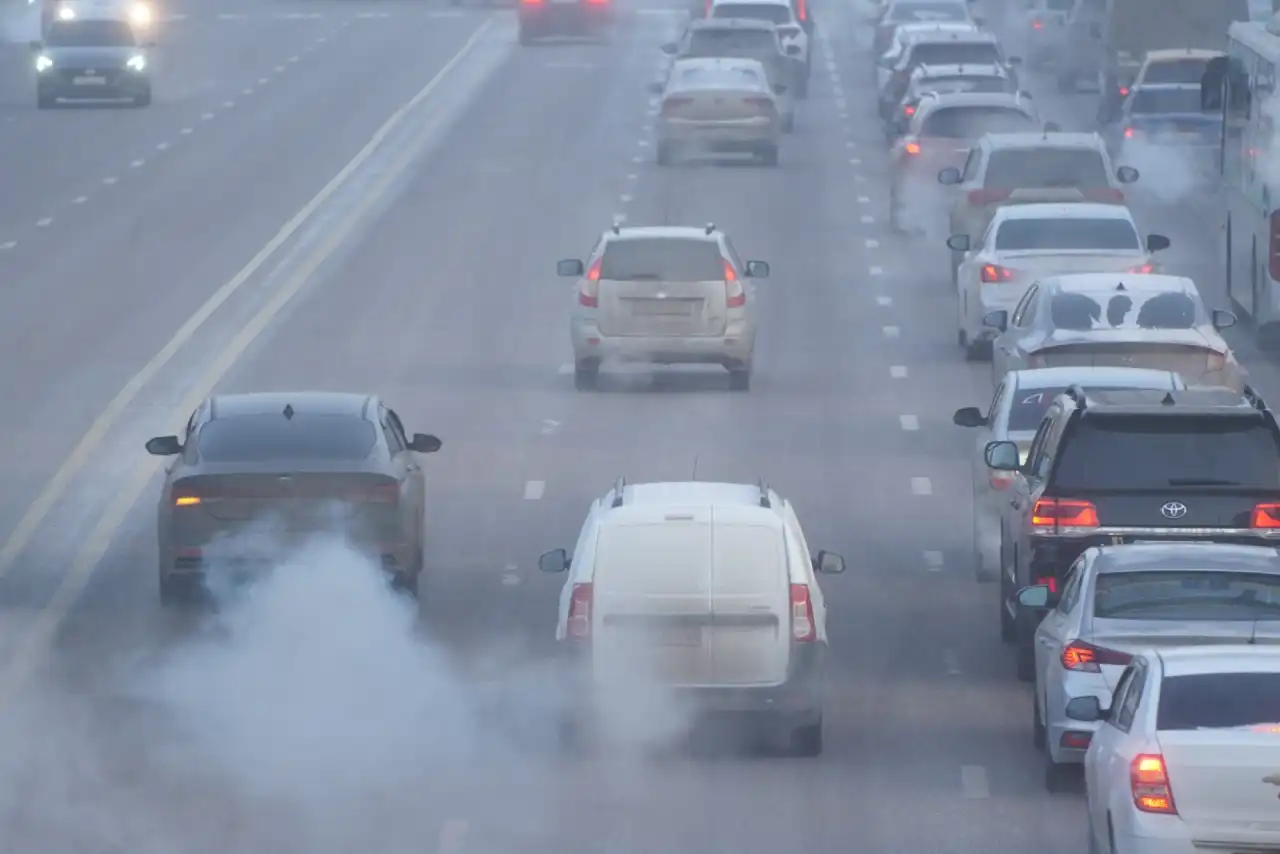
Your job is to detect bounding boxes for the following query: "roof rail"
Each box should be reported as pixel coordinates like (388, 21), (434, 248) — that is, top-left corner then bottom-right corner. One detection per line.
(611, 223), (621, 235)
(705, 222), (716, 235)
(757, 478), (772, 508)
(611, 476), (626, 508)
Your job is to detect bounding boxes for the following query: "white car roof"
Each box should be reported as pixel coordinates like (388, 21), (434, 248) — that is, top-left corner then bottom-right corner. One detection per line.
(603, 225), (720, 242)
(1144, 48), (1222, 61)
(604, 481), (784, 527)
(1008, 366), (1183, 390)
(1155, 646), (1280, 678)
(1045, 272), (1196, 296)
(982, 132), (1105, 151)
(711, 0), (792, 6)
(991, 202), (1134, 222)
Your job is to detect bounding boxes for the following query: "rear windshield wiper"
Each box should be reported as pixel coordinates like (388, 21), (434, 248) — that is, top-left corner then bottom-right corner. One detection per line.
(1167, 478), (1243, 486)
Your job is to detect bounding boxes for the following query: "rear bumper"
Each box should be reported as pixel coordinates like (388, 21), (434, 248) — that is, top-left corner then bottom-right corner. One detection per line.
(160, 540), (418, 582)
(39, 74), (150, 100)
(571, 317), (755, 366)
(658, 118), (779, 147)
(518, 2), (613, 33)
(1025, 529), (1280, 585)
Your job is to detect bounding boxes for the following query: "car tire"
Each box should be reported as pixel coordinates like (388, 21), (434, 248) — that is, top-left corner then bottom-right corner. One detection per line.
(574, 359), (599, 391)
(1032, 690), (1046, 749)
(794, 72), (809, 100)
(965, 339), (991, 362)
(728, 367), (751, 391)
(1016, 630), (1036, 682)
(393, 571), (420, 599)
(132, 88), (152, 108)
(656, 141), (673, 166)
(758, 145), (779, 167)
(789, 716), (823, 757)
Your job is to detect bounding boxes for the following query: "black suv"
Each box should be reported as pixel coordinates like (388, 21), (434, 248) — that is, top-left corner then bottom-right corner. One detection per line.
(984, 385), (1280, 680)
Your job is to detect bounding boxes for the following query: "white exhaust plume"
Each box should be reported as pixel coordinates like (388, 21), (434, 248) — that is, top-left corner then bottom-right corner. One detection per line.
(1118, 137), (1208, 204)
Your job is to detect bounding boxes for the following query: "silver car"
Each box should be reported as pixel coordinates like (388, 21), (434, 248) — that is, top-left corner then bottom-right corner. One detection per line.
(986, 273), (1246, 390)
(1014, 542), (1280, 790)
(652, 58), (785, 166)
(952, 367), (1184, 582)
(557, 224), (770, 391)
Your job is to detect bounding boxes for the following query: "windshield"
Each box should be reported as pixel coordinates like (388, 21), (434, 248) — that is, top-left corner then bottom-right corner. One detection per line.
(688, 29), (778, 57)
(676, 66), (766, 89)
(888, 1), (968, 22)
(44, 19), (137, 47)
(1053, 417), (1280, 490)
(1143, 58), (1213, 84)
(907, 42), (1001, 68)
(1094, 571), (1280, 621)
(599, 238), (726, 281)
(1157, 673), (1280, 731)
(1128, 86), (1205, 115)
(1047, 290), (1204, 331)
(196, 416), (377, 463)
(994, 218), (1141, 251)
(711, 3), (792, 23)
(919, 106), (1035, 138)
(984, 149), (1111, 188)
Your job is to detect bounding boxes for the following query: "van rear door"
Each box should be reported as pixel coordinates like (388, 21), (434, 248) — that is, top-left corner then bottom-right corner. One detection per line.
(709, 514), (791, 686)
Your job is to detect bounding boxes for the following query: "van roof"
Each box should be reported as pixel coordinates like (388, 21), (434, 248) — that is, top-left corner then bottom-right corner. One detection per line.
(605, 481), (783, 524)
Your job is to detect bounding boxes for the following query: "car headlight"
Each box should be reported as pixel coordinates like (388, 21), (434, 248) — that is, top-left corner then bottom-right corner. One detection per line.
(34, 54), (53, 73)
(56, 6), (75, 19)
(126, 54), (146, 71)
(130, 4), (152, 24)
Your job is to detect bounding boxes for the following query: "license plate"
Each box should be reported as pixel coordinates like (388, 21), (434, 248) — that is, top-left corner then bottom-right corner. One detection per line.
(73, 76), (106, 85)
(650, 627), (700, 646)
(633, 300), (693, 316)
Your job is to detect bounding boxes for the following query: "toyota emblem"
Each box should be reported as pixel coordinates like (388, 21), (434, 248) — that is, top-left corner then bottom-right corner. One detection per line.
(1161, 501), (1188, 520)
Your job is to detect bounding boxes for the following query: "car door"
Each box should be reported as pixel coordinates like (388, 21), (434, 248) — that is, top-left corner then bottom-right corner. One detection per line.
(992, 282), (1039, 382)
(949, 145), (984, 237)
(974, 378), (1006, 511)
(1038, 554), (1087, 714)
(995, 283), (1041, 380)
(1085, 661), (1138, 835)
(1098, 659), (1149, 825)
(381, 406), (420, 546)
(1000, 411), (1051, 587)
(958, 218), (995, 311)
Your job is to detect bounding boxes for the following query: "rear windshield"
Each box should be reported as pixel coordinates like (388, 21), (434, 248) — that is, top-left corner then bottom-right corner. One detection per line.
(908, 42), (1001, 68)
(688, 29), (777, 56)
(712, 2), (792, 23)
(1094, 571), (1280, 621)
(1142, 58), (1212, 84)
(1048, 290), (1203, 331)
(984, 149), (1111, 189)
(196, 415), (377, 463)
(45, 19), (137, 47)
(1129, 86), (1205, 115)
(915, 75), (1010, 96)
(888, 1), (968, 22)
(599, 238), (726, 281)
(676, 66), (766, 89)
(1009, 382), (1172, 431)
(919, 106), (1035, 137)
(995, 218), (1141, 251)
(1052, 417), (1280, 490)
(1156, 673), (1280, 731)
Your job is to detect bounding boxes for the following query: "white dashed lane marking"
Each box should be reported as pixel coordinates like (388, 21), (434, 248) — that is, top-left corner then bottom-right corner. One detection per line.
(882, 325), (899, 338)
(103, 176), (118, 185)
(910, 477), (933, 496)
(924, 550), (944, 571)
(943, 649), (961, 675)
(72, 196), (87, 205)
(876, 295), (891, 306)
(130, 159), (145, 168)
(889, 365), (908, 379)
(865, 238), (879, 248)
(523, 480), (545, 501)
(0, 241), (16, 251)
(35, 218), (52, 227)
(156, 142), (169, 151)
(180, 127), (193, 135)
(869, 266), (883, 276)
(899, 414), (919, 431)
(861, 215), (874, 224)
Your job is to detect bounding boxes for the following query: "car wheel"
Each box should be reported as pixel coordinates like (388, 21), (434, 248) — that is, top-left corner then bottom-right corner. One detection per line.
(132, 88), (152, 107)
(758, 145), (779, 167)
(789, 716), (823, 757)
(728, 367), (752, 391)
(965, 339), (992, 362)
(794, 73), (809, 100)
(574, 359), (599, 391)
(1032, 689), (1046, 749)
(392, 570), (419, 599)
(1016, 626), (1036, 682)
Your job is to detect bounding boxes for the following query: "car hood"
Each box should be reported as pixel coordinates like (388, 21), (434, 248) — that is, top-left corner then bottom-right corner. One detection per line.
(45, 46), (138, 66)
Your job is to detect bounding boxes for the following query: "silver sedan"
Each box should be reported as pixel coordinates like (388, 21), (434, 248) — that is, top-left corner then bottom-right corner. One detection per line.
(653, 58), (786, 166)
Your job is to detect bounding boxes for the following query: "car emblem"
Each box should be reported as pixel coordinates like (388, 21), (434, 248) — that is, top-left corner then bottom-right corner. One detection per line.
(1264, 773), (1280, 799)
(1160, 501), (1188, 520)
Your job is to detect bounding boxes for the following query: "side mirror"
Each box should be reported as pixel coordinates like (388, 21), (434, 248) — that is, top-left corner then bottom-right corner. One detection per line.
(1044, 121), (1061, 132)
(785, 44), (802, 56)
(744, 260), (770, 278)
(773, 83), (789, 95)
(814, 550), (846, 574)
(937, 166), (962, 185)
(647, 81), (664, 94)
(1145, 234), (1170, 253)
(660, 42), (678, 54)
(557, 258), (585, 277)
(1213, 308), (1238, 330)
(1116, 165), (1140, 183)
(1064, 695), (1106, 723)
(952, 406), (986, 428)
(946, 234), (971, 252)
(538, 548), (570, 573)
(28, 40), (42, 52)
(1006, 56), (1022, 66)
(984, 439), (1020, 471)
(408, 433), (442, 454)
(1016, 583), (1055, 610)
(983, 309), (1008, 332)
(145, 435), (182, 456)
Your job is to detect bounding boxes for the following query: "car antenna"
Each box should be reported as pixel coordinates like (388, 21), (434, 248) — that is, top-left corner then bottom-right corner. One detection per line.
(282, 403), (295, 420)
(1162, 392), (1176, 405)
(611, 221), (621, 235)
(1115, 282), (1127, 291)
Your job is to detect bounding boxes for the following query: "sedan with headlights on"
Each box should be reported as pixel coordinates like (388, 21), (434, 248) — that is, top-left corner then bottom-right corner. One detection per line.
(949, 202), (1169, 360)
(654, 58), (784, 166)
(33, 14), (155, 107)
(986, 273), (1245, 390)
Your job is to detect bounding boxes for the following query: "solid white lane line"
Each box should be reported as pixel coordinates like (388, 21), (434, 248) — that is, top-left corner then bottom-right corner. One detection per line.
(889, 365), (908, 378)
(875, 295), (891, 306)
(899, 414), (919, 431)
(523, 480), (545, 500)
(961, 766), (990, 799)
(910, 477), (932, 496)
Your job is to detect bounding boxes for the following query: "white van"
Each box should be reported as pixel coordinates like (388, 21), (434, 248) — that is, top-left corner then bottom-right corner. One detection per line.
(538, 479), (846, 756)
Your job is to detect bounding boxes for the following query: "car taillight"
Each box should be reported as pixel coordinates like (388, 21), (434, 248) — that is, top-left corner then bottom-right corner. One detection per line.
(967, 188), (1009, 206)
(1129, 264), (1154, 273)
(1251, 502), (1280, 528)
(1061, 639), (1132, 673)
(1268, 210), (1280, 282)
(521, 0), (542, 6)
(990, 472), (1014, 490)
(1035, 575), (1058, 594)
(1084, 188), (1125, 203)
(361, 483), (400, 503)
(567, 582), (593, 640)
(1119, 86), (1129, 97)
(905, 141), (921, 155)
(1123, 127), (1136, 139)
(1031, 498), (1099, 530)
(981, 264), (1015, 283)
(579, 260), (601, 307)
(1131, 754), (1178, 815)
(903, 104), (915, 117)
(790, 583), (815, 642)
(725, 261), (745, 308)
(586, 0), (608, 5)
(661, 96), (692, 117)
(173, 491), (203, 507)
(796, 0), (805, 20)
(1031, 19), (1043, 28)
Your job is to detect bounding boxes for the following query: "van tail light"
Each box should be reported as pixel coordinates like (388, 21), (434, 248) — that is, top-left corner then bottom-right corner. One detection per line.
(567, 582), (593, 640)
(990, 472), (1014, 490)
(1124, 127), (1136, 139)
(1251, 502), (1280, 528)
(1129, 264), (1154, 274)
(1268, 210), (1280, 282)
(1035, 575), (1058, 594)
(903, 104), (915, 117)
(579, 260), (601, 307)
(521, 0), (543, 6)
(790, 584), (816, 642)
(905, 141), (921, 155)
(981, 264), (1016, 283)
(725, 261), (746, 308)
(1061, 639), (1133, 673)
(1031, 498), (1099, 530)
(968, 188), (1010, 206)
(1131, 754), (1178, 815)
(360, 483), (400, 503)
(796, 0), (805, 21)
(1084, 187), (1125, 203)
(586, 0), (608, 5)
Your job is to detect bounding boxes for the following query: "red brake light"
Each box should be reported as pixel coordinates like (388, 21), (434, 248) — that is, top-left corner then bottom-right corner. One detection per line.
(580, 260), (601, 307)
(967, 188), (1010, 206)
(1123, 127), (1135, 139)
(1131, 754), (1178, 815)
(725, 261), (745, 308)
(1119, 86), (1130, 97)
(521, 0), (543, 6)
(1035, 575), (1058, 594)
(586, 0), (608, 5)
(567, 582), (593, 640)
(1061, 639), (1132, 673)
(980, 264), (1015, 283)
(1252, 502), (1280, 528)
(173, 492), (203, 507)
(1030, 498), (1099, 529)
(790, 584), (815, 642)
(989, 472), (1014, 490)
(1031, 19), (1043, 28)
(903, 104), (915, 116)
(1083, 188), (1124, 203)
(905, 141), (921, 155)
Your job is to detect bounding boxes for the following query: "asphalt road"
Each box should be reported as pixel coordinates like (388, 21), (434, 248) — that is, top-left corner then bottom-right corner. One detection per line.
(0, 0), (1275, 851)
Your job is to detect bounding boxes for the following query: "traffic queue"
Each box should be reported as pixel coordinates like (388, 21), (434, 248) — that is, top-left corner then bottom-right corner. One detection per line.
(873, 0), (1280, 851)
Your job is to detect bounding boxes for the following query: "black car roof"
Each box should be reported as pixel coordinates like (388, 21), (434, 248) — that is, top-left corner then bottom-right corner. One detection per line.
(208, 391), (375, 421)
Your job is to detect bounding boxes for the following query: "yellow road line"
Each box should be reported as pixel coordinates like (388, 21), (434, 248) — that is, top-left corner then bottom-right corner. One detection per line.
(0, 16), (495, 706)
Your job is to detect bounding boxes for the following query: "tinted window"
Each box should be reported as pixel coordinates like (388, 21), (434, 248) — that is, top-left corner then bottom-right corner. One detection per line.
(888, 1), (968, 22)
(1129, 86), (1205, 115)
(984, 149), (1111, 188)
(196, 415), (377, 463)
(1157, 673), (1280, 730)
(909, 42), (1001, 68)
(920, 106), (1035, 137)
(1047, 290), (1203, 331)
(1143, 58), (1211, 84)
(1053, 417), (1280, 490)
(1094, 571), (1280, 620)
(676, 66), (765, 89)
(45, 19), (137, 47)
(712, 3), (792, 23)
(995, 218), (1141, 251)
(688, 29), (777, 56)
(600, 238), (726, 281)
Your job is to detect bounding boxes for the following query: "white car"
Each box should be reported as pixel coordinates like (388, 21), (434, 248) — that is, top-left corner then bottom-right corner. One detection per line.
(951, 367), (1184, 582)
(1069, 645), (1280, 854)
(1015, 542), (1280, 792)
(537, 478), (846, 755)
(950, 202), (1169, 360)
(652, 58), (786, 164)
(874, 21), (979, 96)
(708, 0), (811, 97)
